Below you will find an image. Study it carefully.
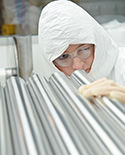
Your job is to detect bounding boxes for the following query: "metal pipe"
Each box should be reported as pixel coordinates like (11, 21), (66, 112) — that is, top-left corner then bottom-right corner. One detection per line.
(26, 79), (55, 155)
(48, 76), (106, 155)
(5, 76), (42, 155)
(70, 70), (125, 140)
(27, 76), (67, 155)
(1, 71), (124, 155)
(0, 86), (14, 155)
(70, 70), (125, 128)
(50, 71), (124, 155)
(27, 74), (81, 155)
(34, 75), (93, 155)
(13, 35), (33, 80)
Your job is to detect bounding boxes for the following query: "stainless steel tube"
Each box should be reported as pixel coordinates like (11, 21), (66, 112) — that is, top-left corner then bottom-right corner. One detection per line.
(70, 70), (125, 129)
(0, 86), (14, 155)
(5, 76), (42, 155)
(1, 71), (124, 155)
(49, 76), (107, 155)
(13, 36), (33, 80)
(50, 72), (124, 155)
(27, 74), (81, 155)
(27, 75), (68, 155)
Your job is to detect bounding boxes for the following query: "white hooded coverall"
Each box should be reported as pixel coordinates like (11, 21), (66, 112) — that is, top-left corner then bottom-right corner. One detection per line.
(38, 0), (125, 85)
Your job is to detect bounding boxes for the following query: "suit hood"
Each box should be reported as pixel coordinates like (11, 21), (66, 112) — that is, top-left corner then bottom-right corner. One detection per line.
(38, 0), (119, 80)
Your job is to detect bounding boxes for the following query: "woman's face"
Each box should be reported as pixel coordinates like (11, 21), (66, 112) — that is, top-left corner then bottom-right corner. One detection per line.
(53, 44), (95, 76)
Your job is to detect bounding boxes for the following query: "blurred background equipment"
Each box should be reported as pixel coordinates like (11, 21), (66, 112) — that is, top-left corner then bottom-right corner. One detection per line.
(0, 0), (4, 35)
(0, 37), (18, 86)
(78, 0), (125, 47)
(0, 0), (124, 36)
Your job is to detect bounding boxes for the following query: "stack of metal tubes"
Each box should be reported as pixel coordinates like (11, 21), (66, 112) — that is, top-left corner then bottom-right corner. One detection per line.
(0, 70), (124, 155)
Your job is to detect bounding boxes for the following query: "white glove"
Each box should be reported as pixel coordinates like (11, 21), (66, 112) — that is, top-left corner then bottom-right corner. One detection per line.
(78, 78), (125, 104)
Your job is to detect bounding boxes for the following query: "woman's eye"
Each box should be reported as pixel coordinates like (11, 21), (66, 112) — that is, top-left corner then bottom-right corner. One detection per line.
(83, 47), (90, 50)
(78, 47), (90, 53)
(77, 49), (82, 55)
(59, 54), (69, 60)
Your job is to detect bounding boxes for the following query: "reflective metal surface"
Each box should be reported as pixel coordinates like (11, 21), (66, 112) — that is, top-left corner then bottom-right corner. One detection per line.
(13, 36), (33, 81)
(0, 71), (124, 155)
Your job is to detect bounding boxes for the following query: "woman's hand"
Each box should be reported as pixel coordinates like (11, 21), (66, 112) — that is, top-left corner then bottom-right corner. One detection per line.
(78, 78), (125, 104)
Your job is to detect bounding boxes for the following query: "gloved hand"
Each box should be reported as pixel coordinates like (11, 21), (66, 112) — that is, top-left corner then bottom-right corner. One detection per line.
(78, 78), (125, 104)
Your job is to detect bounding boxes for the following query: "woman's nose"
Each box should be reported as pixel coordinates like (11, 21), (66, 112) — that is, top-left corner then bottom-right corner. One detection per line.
(72, 57), (84, 70)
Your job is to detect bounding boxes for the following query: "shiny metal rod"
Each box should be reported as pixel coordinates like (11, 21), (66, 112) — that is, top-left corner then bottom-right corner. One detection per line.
(50, 72), (124, 155)
(0, 86), (14, 155)
(70, 70), (125, 128)
(13, 36), (33, 80)
(27, 75), (68, 155)
(49, 76), (106, 155)
(27, 74), (81, 155)
(5, 76), (42, 155)
(70, 70), (125, 142)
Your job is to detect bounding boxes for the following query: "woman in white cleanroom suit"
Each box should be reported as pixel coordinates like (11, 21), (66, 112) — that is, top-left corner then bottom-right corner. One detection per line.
(38, 0), (125, 103)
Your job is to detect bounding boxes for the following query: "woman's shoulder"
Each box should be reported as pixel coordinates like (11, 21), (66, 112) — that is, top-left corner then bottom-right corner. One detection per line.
(119, 47), (125, 53)
(117, 47), (125, 64)
(114, 47), (125, 85)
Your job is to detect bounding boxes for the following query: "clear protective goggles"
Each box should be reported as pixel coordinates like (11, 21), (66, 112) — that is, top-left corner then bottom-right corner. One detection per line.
(54, 44), (93, 67)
